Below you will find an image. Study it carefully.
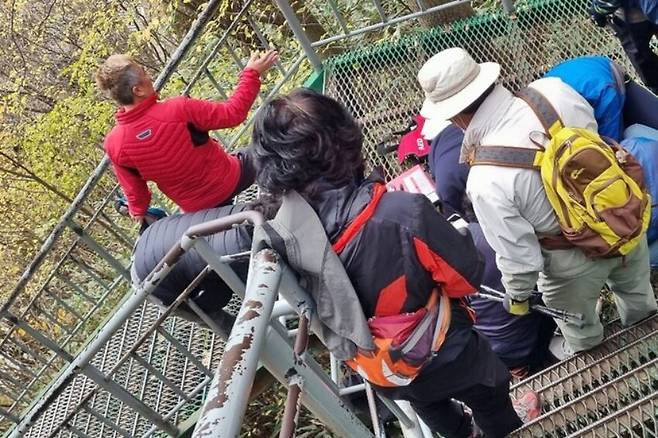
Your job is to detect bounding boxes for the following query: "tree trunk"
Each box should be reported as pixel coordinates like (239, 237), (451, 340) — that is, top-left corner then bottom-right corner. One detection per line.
(406, 0), (474, 27)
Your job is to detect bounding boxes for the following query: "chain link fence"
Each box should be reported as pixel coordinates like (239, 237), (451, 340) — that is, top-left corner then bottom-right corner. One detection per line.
(324, 0), (635, 178)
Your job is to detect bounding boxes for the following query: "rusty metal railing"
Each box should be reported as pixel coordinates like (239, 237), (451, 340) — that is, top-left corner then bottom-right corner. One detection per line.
(188, 247), (374, 437)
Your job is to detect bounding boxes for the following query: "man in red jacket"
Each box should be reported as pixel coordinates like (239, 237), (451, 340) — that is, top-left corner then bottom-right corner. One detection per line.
(96, 50), (278, 222)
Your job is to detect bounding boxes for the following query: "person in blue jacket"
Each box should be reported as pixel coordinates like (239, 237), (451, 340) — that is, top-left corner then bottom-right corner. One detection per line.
(544, 55), (658, 265)
(544, 55), (658, 141)
(590, 0), (658, 94)
(427, 124), (473, 219)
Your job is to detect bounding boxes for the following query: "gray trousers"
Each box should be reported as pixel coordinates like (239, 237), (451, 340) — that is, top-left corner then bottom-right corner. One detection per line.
(538, 238), (657, 351)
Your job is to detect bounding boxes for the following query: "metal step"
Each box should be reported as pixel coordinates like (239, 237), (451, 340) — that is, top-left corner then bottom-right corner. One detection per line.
(512, 356), (657, 436)
(568, 392), (658, 437)
(512, 314), (658, 398)
(510, 315), (658, 437)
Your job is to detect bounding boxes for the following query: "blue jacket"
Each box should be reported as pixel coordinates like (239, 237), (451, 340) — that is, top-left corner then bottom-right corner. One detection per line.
(428, 124), (471, 216)
(626, 0), (658, 23)
(544, 56), (625, 141)
(621, 137), (658, 243)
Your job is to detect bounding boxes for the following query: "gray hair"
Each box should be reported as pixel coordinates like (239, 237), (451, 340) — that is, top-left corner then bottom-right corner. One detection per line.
(96, 54), (144, 105)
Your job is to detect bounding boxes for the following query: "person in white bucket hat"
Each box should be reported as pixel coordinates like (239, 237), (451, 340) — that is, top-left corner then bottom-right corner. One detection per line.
(418, 47), (501, 122)
(417, 47), (657, 357)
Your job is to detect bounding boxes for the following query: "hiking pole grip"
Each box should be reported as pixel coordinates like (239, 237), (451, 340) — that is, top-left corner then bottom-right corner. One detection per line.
(475, 291), (583, 326)
(531, 304), (585, 329)
(480, 285), (585, 326)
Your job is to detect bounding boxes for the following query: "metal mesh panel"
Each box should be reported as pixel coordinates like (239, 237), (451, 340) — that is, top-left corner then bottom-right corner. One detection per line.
(324, 0), (634, 179)
(511, 315), (658, 397)
(15, 300), (229, 438)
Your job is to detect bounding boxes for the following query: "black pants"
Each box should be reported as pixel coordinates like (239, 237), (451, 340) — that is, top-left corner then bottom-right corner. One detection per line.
(217, 147), (257, 206)
(611, 17), (658, 94)
(376, 332), (522, 438)
(413, 381), (522, 438)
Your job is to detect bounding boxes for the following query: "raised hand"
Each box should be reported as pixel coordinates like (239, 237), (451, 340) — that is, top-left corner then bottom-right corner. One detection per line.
(246, 50), (279, 76)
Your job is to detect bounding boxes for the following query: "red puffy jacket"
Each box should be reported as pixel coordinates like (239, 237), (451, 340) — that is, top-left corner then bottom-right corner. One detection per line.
(104, 68), (261, 216)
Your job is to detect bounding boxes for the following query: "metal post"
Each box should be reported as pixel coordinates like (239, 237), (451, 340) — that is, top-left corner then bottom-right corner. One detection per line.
(66, 220), (130, 280)
(364, 382), (383, 437)
(279, 307), (311, 438)
(153, 0), (223, 90)
(192, 249), (283, 438)
(260, 322), (374, 438)
(502, 0), (515, 14)
(273, 0), (323, 72)
(395, 400), (432, 438)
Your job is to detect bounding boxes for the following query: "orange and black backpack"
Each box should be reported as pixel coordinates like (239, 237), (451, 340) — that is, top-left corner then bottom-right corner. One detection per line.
(332, 183), (453, 388)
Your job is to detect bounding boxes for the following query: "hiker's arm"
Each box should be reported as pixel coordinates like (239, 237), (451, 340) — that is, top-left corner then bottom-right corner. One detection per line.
(411, 194), (483, 298)
(112, 163), (151, 217)
(468, 179), (542, 302)
(182, 69), (261, 131)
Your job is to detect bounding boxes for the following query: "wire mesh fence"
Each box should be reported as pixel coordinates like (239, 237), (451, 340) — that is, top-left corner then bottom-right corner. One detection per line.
(323, 0), (636, 179)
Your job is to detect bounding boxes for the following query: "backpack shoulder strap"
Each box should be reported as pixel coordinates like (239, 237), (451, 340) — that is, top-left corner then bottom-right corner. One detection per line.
(516, 87), (564, 138)
(333, 183), (387, 254)
(468, 145), (542, 170)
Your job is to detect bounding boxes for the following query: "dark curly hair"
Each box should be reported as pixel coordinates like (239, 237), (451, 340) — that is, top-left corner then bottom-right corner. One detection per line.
(251, 88), (365, 217)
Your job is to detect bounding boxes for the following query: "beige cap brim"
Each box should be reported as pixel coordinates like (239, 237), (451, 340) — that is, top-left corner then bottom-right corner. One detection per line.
(420, 62), (501, 121)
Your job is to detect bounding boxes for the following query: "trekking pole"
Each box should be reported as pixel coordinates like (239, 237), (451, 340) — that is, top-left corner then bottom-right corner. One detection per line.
(477, 285), (586, 328)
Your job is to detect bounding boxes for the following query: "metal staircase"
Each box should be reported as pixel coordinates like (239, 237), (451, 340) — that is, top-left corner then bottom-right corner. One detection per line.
(511, 315), (658, 437)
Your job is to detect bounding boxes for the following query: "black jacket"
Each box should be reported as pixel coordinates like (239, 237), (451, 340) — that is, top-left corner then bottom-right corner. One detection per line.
(308, 176), (484, 365)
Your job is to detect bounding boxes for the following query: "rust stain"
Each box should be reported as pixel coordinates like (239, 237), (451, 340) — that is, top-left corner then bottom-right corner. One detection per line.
(238, 300), (264, 323)
(261, 250), (279, 263)
(204, 333), (254, 414)
(239, 309), (260, 323)
(245, 300), (263, 310)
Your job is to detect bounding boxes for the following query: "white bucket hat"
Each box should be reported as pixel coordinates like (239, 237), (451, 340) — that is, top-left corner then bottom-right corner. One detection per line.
(418, 47), (501, 121)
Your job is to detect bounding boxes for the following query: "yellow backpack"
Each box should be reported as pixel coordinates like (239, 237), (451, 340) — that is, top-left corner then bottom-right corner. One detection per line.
(470, 87), (650, 258)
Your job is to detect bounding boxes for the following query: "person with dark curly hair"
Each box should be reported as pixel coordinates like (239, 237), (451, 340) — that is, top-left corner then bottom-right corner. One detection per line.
(250, 88), (541, 438)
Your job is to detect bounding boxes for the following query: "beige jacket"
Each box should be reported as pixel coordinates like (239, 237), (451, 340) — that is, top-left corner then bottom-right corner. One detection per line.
(462, 79), (597, 300)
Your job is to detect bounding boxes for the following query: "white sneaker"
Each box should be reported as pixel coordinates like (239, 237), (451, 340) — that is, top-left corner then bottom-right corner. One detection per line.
(548, 335), (575, 361)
